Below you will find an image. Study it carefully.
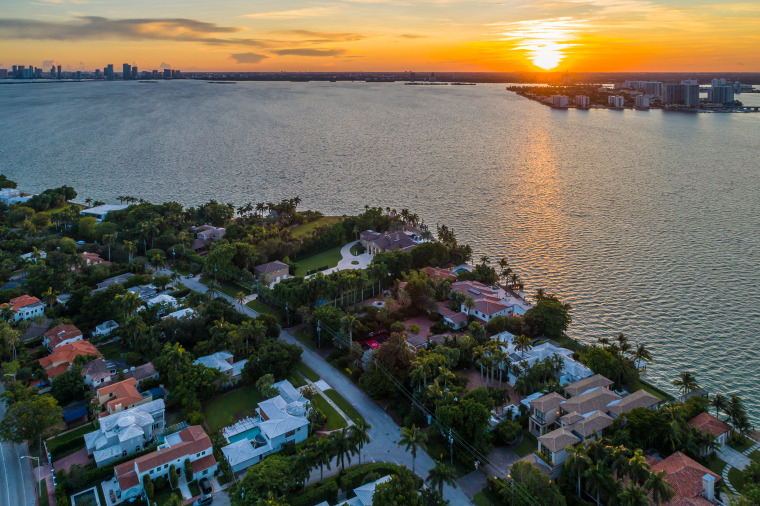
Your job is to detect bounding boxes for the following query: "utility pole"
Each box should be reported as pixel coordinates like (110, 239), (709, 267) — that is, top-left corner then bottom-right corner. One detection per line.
(448, 429), (454, 466)
(317, 320), (321, 348)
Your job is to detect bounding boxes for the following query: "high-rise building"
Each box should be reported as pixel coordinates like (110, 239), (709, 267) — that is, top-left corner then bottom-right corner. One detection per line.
(663, 83), (684, 105)
(131, 66), (138, 79)
(625, 80), (648, 90)
(550, 95), (569, 107)
(106, 64), (114, 80)
(172, 70), (181, 78)
(50, 65), (56, 79)
(684, 83), (699, 107)
(645, 81), (662, 98)
(0, 69), (7, 79)
(575, 95), (590, 108)
(708, 85), (734, 105)
(57, 65), (62, 79)
(634, 95), (650, 109)
(608, 95), (625, 108)
(123, 63), (131, 80)
(681, 79), (698, 85)
(152, 70), (159, 79)
(95, 69), (101, 79)
(163, 68), (172, 79)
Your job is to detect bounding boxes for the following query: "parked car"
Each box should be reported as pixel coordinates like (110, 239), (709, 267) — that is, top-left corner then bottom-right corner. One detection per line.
(199, 477), (213, 496)
(193, 497), (212, 506)
(186, 274), (195, 279)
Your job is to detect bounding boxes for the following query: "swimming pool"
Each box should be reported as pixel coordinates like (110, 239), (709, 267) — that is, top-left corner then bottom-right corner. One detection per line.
(227, 426), (261, 444)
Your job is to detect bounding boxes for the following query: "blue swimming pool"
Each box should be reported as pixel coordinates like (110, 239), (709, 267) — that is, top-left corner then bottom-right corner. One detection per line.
(228, 426), (261, 444)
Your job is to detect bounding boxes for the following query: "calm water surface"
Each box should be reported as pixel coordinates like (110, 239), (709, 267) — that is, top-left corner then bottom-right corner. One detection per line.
(2, 81), (759, 420)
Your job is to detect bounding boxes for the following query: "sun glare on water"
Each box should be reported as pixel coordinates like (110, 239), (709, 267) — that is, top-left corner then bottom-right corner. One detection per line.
(498, 17), (586, 70)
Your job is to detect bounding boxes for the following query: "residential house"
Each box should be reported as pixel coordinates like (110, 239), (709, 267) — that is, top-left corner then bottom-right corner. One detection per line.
(421, 267), (457, 282)
(127, 285), (158, 301)
(360, 230), (419, 255)
(606, 389), (661, 418)
(93, 320), (119, 338)
(79, 204), (129, 222)
(190, 225), (226, 255)
(84, 399), (166, 467)
(536, 429), (581, 471)
(221, 380), (310, 473)
(83, 358), (115, 387)
(194, 351), (247, 383)
(688, 412), (732, 455)
(112, 426), (217, 503)
(43, 324), (83, 350)
(56, 294), (71, 306)
(342, 475), (393, 506)
(560, 387), (622, 417)
(96, 378), (152, 416)
(253, 261), (290, 284)
(81, 252), (110, 267)
(647, 452), (721, 505)
(450, 281), (511, 322)
(161, 308), (196, 320)
(563, 374), (614, 398)
(20, 251), (47, 263)
(145, 294), (177, 309)
(436, 302), (468, 330)
(39, 340), (101, 379)
(112, 363), (159, 386)
(528, 392), (565, 436)
(0, 188), (32, 206)
(2, 295), (45, 321)
(92, 273), (134, 293)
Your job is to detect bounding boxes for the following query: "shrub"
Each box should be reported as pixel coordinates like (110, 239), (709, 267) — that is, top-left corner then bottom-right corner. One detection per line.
(340, 463), (401, 491)
(184, 459), (193, 482)
(54, 484), (70, 506)
(169, 465), (178, 488)
(143, 475), (155, 501)
(495, 420), (522, 445)
(326, 350), (344, 362)
(290, 480), (338, 506)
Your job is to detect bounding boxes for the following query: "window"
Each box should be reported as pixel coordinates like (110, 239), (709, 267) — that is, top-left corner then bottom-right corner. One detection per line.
(285, 430), (296, 438)
(150, 470), (154, 474)
(203, 470), (207, 475)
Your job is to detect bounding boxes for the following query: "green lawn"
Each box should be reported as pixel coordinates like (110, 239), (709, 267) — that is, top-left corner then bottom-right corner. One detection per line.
(324, 390), (364, 424)
(153, 487), (181, 506)
(291, 216), (344, 238)
(728, 466), (746, 492)
(729, 435), (754, 453)
(311, 395), (348, 431)
(632, 379), (672, 401)
(199, 277), (244, 299)
(294, 246), (343, 277)
(39, 481), (49, 506)
(705, 456), (727, 476)
(750, 450), (760, 462)
(96, 341), (123, 361)
(513, 430), (538, 457)
(288, 372), (306, 388)
(203, 385), (263, 432)
(188, 480), (201, 497)
(47, 424), (94, 459)
(473, 491), (500, 506)
(292, 328), (317, 350)
(246, 298), (285, 321)
(297, 362), (321, 382)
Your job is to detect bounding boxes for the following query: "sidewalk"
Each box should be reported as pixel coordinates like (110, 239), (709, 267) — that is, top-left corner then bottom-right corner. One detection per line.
(297, 372), (354, 430)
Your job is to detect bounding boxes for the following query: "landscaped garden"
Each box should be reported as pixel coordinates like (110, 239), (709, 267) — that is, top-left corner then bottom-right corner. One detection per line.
(203, 385), (263, 432)
(47, 423), (95, 461)
(513, 430), (538, 457)
(294, 246), (343, 277)
(324, 390), (364, 424)
(310, 395), (347, 431)
(291, 216), (344, 238)
(96, 340), (123, 362)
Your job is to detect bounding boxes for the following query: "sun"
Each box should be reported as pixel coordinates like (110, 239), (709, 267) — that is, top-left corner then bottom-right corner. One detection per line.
(530, 46), (564, 70)
(498, 17), (586, 71)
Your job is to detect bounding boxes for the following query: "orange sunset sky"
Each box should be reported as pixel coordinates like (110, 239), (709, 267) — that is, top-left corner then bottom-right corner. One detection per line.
(1, 0), (758, 72)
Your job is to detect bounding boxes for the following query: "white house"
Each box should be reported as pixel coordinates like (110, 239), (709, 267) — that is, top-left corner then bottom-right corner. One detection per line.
(84, 399), (166, 467)
(112, 426), (217, 503)
(161, 308), (196, 320)
(20, 251), (47, 263)
(194, 351), (247, 383)
(2, 295), (45, 321)
(343, 475), (393, 506)
(221, 380), (310, 473)
(145, 294), (177, 309)
(79, 204), (129, 222)
(0, 189), (32, 206)
(43, 324), (83, 350)
(93, 320), (120, 338)
(83, 358), (115, 387)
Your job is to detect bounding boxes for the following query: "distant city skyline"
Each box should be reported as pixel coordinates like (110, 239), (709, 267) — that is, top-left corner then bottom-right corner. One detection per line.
(0, 0), (758, 72)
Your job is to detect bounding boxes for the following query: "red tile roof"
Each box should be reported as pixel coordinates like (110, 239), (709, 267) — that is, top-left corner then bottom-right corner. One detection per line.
(688, 412), (732, 438)
(116, 426), (212, 475)
(44, 324), (83, 348)
(422, 267), (457, 282)
(97, 378), (144, 412)
(650, 451), (720, 504)
(190, 454), (217, 474)
(39, 340), (101, 377)
(4, 295), (43, 311)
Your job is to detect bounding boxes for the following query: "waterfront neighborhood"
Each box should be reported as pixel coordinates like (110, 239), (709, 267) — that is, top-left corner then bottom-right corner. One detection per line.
(0, 176), (757, 506)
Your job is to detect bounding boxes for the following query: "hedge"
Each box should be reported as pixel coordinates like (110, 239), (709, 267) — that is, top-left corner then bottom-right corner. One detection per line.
(290, 480), (338, 506)
(339, 463), (404, 492)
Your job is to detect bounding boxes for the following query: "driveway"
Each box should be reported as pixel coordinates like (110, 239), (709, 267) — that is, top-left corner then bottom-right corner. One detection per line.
(280, 329), (473, 504)
(180, 275), (259, 318)
(718, 444), (751, 471)
(306, 241), (372, 278)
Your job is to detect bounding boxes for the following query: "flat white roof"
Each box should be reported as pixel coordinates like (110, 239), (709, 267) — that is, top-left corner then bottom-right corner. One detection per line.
(80, 204), (129, 216)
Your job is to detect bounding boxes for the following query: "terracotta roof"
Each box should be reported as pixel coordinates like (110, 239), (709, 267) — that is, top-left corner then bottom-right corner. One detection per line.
(422, 267), (457, 282)
(564, 374), (614, 397)
(607, 389), (661, 417)
(45, 363), (70, 379)
(190, 454), (217, 473)
(134, 426), (212, 473)
(473, 296), (509, 316)
(436, 302), (468, 323)
(97, 378), (144, 411)
(650, 452), (720, 503)
(39, 340), (101, 373)
(688, 412), (732, 438)
(117, 470), (140, 491)
(561, 388), (621, 416)
(4, 295), (43, 311)
(254, 261), (289, 274)
(81, 252), (109, 264)
(530, 392), (565, 413)
(44, 324), (83, 348)
(538, 428), (581, 453)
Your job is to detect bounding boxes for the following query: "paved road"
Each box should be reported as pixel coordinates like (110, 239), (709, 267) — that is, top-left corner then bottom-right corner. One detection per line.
(280, 329), (473, 504)
(0, 383), (38, 506)
(179, 274), (260, 318)
(305, 240), (372, 278)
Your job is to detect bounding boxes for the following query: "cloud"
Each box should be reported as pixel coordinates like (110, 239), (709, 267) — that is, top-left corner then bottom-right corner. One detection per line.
(399, 33), (427, 39)
(270, 30), (366, 42)
(42, 59), (55, 67)
(0, 17), (270, 47)
(494, 17), (590, 69)
(159, 62), (171, 69)
(271, 48), (346, 56)
(230, 52), (268, 64)
(244, 7), (338, 19)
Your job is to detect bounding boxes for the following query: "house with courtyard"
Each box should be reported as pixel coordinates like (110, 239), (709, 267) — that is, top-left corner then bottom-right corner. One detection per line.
(253, 260), (290, 284)
(360, 230), (419, 255)
(109, 426), (217, 503)
(221, 379), (310, 474)
(96, 378), (152, 416)
(1, 295), (45, 321)
(688, 412), (732, 455)
(84, 399), (166, 467)
(194, 350), (247, 384)
(39, 340), (101, 379)
(43, 324), (83, 350)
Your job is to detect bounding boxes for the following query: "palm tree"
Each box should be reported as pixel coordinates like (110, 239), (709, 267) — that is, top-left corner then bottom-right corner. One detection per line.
(123, 240), (137, 263)
(309, 437), (332, 484)
(619, 483), (651, 506)
(628, 449), (650, 486)
(672, 371), (699, 398)
(41, 287), (57, 307)
(116, 291), (142, 318)
(564, 445), (591, 497)
(398, 425), (427, 475)
(426, 460), (457, 496)
(585, 462), (614, 506)
(514, 334), (533, 358)
(205, 280), (221, 300)
(235, 291), (246, 308)
(103, 233), (116, 262)
(340, 313), (361, 350)
(633, 343), (653, 369)
(332, 427), (355, 473)
(349, 420), (371, 467)
(645, 470), (675, 505)
(710, 393), (728, 420)
(463, 296), (475, 315)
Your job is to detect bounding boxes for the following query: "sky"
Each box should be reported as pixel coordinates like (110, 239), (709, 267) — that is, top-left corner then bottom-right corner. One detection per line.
(0, 0), (758, 72)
